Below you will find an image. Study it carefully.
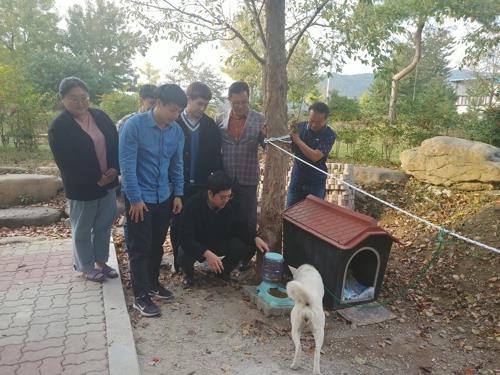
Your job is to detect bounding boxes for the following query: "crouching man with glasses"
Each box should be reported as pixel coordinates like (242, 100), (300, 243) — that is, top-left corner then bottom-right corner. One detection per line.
(177, 171), (269, 287)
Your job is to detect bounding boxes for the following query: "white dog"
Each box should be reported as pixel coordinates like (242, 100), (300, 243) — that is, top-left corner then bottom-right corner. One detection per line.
(287, 264), (325, 375)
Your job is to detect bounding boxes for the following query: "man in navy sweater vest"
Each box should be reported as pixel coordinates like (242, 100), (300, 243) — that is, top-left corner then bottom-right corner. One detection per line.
(170, 82), (223, 272)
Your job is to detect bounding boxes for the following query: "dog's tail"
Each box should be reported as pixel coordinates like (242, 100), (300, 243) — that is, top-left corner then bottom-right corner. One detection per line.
(286, 280), (311, 306)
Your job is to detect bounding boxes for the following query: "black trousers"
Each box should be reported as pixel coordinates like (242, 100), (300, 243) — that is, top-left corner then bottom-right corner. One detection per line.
(231, 183), (258, 238)
(125, 198), (173, 298)
(178, 237), (255, 278)
(170, 184), (204, 272)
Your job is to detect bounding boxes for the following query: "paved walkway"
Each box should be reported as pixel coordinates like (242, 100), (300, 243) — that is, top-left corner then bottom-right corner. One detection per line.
(0, 238), (139, 375)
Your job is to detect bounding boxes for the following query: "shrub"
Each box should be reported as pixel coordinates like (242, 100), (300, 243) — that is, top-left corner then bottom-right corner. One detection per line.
(0, 64), (52, 150)
(99, 91), (138, 123)
(454, 108), (500, 147)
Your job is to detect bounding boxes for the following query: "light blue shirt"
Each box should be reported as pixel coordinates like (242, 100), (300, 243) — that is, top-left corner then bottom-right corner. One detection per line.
(119, 110), (184, 204)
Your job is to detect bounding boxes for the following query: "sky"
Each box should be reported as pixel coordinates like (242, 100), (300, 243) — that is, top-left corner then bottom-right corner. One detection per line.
(55, 0), (468, 83)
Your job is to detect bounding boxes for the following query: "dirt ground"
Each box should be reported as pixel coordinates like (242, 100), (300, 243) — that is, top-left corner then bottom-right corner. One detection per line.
(116, 249), (498, 375)
(2, 179), (498, 375)
(112, 180), (499, 375)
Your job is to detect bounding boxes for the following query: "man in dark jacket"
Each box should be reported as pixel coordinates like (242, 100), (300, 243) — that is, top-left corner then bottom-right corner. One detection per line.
(178, 171), (269, 286)
(170, 82), (223, 272)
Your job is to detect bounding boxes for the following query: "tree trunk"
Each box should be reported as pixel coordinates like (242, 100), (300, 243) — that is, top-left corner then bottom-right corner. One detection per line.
(260, 0), (288, 254)
(388, 79), (398, 123)
(388, 20), (425, 123)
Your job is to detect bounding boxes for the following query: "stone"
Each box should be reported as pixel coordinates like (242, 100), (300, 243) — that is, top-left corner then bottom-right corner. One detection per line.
(400, 136), (500, 190)
(0, 174), (63, 208)
(0, 166), (28, 175)
(0, 236), (49, 245)
(35, 166), (60, 176)
(63, 218), (71, 228)
(115, 198), (124, 219)
(353, 166), (408, 185)
(0, 207), (61, 228)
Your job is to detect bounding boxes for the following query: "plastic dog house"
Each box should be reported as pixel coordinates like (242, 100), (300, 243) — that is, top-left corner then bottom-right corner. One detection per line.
(283, 195), (397, 310)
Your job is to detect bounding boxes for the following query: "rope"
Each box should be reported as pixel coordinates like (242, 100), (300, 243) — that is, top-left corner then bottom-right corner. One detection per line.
(265, 135), (292, 144)
(264, 138), (500, 254)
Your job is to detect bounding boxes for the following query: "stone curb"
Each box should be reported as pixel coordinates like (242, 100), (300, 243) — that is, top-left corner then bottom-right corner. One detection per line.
(103, 240), (141, 375)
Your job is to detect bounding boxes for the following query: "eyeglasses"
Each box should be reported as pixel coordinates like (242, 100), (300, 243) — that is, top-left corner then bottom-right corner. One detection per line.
(66, 96), (90, 104)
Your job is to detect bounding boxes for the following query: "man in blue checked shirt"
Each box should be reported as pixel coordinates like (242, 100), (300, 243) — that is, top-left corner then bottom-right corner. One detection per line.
(119, 84), (187, 317)
(286, 102), (336, 208)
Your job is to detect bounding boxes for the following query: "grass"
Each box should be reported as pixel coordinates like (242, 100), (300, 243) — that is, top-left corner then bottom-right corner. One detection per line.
(0, 139), (407, 172)
(328, 140), (406, 168)
(0, 143), (54, 170)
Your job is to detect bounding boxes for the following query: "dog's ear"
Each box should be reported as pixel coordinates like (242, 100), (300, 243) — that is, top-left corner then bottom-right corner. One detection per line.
(288, 265), (298, 277)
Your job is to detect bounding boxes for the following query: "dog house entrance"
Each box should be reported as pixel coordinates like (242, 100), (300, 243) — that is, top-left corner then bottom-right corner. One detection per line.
(341, 247), (380, 303)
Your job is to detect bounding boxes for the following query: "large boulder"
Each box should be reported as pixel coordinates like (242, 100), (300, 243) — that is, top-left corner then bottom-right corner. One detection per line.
(0, 174), (63, 208)
(0, 207), (61, 228)
(400, 136), (500, 190)
(353, 166), (408, 185)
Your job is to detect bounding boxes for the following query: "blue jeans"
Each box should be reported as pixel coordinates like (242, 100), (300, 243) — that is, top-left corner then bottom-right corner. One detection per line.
(286, 180), (326, 208)
(69, 189), (117, 273)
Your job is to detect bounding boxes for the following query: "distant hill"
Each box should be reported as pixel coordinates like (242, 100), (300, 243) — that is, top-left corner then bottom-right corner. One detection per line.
(319, 69), (475, 99)
(319, 73), (373, 99)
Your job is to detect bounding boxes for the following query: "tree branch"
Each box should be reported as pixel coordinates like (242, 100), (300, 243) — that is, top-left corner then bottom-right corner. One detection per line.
(389, 19), (426, 123)
(224, 20), (265, 65)
(246, 0), (266, 48)
(393, 20), (425, 81)
(129, 0), (221, 28)
(286, 0), (330, 64)
(128, 0), (265, 65)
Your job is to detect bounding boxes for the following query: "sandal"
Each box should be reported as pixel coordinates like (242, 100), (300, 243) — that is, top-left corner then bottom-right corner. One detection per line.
(101, 264), (118, 278)
(86, 269), (106, 282)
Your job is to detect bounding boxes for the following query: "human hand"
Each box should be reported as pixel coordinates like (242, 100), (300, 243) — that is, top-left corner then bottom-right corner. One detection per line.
(97, 174), (112, 187)
(290, 131), (301, 144)
(255, 236), (270, 253)
(97, 168), (118, 186)
(104, 168), (118, 180)
(203, 250), (224, 273)
(129, 201), (149, 223)
(172, 197), (182, 215)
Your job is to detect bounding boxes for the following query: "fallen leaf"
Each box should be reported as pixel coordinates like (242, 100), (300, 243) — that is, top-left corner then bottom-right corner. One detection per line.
(354, 356), (366, 365)
(147, 356), (161, 366)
